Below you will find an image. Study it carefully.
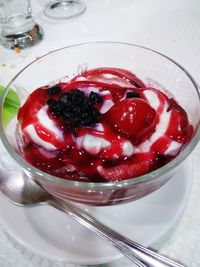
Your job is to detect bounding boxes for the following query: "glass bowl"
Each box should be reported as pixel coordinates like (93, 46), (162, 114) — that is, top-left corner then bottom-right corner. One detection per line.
(0, 42), (200, 206)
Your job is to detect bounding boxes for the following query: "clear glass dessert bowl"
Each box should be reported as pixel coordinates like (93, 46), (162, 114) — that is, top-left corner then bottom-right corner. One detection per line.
(0, 42), (200, 206)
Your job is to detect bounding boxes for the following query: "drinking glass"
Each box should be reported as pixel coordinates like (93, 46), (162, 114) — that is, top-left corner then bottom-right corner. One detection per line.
(43, 0), (86, 20)
(0, 0), (44, 49)
(1, 42), (200, 206)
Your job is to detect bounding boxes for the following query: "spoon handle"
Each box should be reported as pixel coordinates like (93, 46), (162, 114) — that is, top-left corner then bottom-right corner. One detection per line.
(49, 199), (185, 267)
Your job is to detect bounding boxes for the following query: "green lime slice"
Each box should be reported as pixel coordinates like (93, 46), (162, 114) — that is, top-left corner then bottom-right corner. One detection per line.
(0, 85), (20, 127)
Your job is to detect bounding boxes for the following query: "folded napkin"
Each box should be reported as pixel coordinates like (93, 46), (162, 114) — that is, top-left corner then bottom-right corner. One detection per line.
(0, 85), (20, 127)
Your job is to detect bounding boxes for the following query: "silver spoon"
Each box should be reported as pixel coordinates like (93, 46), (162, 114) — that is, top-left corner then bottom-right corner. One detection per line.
(0, 169), (185, 267)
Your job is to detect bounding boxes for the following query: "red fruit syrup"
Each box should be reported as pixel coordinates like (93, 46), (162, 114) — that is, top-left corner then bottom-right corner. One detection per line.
(17, 68), (193, 182)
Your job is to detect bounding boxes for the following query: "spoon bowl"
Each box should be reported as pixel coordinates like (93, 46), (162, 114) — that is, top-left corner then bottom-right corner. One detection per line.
(0, 170), (51, 206)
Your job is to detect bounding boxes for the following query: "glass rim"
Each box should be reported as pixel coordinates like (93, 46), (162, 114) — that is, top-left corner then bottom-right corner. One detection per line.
(0, 41), (200, 190)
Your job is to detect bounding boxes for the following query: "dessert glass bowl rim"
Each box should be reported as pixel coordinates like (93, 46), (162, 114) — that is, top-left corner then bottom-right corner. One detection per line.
(0, 41), (200, 190)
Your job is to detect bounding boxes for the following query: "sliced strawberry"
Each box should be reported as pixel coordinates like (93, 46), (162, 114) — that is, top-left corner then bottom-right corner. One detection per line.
(105, 98), (157, 143)
(166, 98), (190, 143)
(142, 87), (168, 114)
(98, 151), (156, 181)
(98, 160), (151, 182)
(63, 80), (124, 92)
(71, 67), (146, 88)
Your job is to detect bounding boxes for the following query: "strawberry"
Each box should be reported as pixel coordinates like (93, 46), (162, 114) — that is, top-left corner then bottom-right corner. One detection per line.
(71, 67), (146, 88)
(166, 98), (190, 143)
(97, 160), (151, 182)
(98, 151), (156, 181)
(104, 98), (157, 143)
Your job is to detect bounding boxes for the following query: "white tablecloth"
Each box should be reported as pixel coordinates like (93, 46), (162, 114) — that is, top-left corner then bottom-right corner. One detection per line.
(0, 0), (200, 266)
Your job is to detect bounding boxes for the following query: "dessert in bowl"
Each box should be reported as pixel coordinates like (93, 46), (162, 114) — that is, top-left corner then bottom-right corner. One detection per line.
(0, 42), (200, 206)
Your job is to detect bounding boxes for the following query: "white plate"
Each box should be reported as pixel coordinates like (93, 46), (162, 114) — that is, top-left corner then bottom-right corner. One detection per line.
(0, 157), (192, 265)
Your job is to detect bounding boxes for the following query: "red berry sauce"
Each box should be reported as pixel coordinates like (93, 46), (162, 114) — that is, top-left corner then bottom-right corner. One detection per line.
(17, 68), (193, 182)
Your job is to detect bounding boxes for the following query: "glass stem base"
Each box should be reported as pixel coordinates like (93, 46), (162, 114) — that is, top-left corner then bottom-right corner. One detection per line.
(43, 0), (86, 20)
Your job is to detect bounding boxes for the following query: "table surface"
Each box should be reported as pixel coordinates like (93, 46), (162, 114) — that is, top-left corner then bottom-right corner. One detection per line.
(0, 0), (200, 266)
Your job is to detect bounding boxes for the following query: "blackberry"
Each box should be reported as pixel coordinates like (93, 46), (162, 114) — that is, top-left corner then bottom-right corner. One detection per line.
(71, 89), (84, 99)
(46, 98), (57, 106)
(81, 100), (92, 112)
(126, 91), (140, 98)
(92, 109), (100, 119)
(59, 92), (72, 106)
(62, 110), (71, 120)
(71, 105), (81, 113)
(47, 98), (60, 114)
(47, 85), (61, 95)
(47, 89), (101, 127)
(47, 98), (65, 113)
(56, 101), (65, 112)
(80, 113), (94, 126)
(89, 91), (102, 103)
